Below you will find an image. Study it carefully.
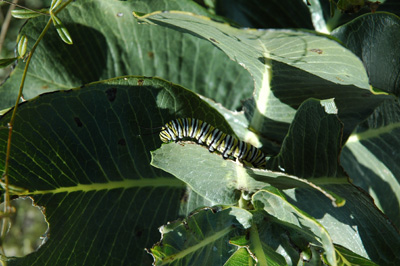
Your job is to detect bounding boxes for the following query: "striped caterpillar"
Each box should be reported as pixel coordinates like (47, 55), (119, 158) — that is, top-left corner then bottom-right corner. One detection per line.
(159, 118), (266, 168)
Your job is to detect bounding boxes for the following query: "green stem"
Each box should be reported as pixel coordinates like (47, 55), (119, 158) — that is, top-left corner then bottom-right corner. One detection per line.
(0, 0), (74, 246)
(249, 224), (267, 266)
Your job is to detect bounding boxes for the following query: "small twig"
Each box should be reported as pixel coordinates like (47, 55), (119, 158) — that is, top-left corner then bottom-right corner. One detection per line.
(0, 0), (18, 55)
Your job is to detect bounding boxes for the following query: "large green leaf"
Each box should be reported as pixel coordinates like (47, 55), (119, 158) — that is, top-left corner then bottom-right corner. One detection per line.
(251, 183), (399, 265)
(305, 0), (400, 33)
(2, 2), (399, 265)
(332, 12), (400, 94)
(252, 187), (336, 265)
(0, 0), (252, 111)
(334, 245), (378, 266)
(0, 76), (231, 265)
(133, 10), (387, 142)
(342, 99), (400, 227)
(324, 0), (400, 31)
(151, 99), (349, 206)
(151, 94), (400, 264)
(332, 12), (400, 227)
(133, 11), (369, 88)
(266, 98), (346, 178)
(284, 184), (400, 265)
(150, 205), (374, 265)
(152, 142), (347, 206)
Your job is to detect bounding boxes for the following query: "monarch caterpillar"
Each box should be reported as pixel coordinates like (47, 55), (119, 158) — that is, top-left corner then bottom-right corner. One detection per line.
(160, 118), (266, 168)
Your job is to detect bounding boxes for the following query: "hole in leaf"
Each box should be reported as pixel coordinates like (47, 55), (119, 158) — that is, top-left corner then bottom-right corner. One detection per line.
(135, 227), (144, 238)
(0, 197), (49, 258)
(74, 117), (83, 127)
(105, 87), (117, 102)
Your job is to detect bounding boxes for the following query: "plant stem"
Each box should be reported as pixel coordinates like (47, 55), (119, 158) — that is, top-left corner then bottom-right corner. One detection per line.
(0, 19), (52, 244)
(0, 0), (74, 245)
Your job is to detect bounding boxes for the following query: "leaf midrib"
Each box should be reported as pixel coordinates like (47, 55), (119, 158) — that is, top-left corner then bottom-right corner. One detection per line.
(160, 226), (234, 265)
(21, 177), (185, 195)
(347, 122), (400, 142)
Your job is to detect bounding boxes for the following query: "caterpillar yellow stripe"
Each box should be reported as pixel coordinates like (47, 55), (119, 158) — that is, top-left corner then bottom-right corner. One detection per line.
(160, 118), (266, 168)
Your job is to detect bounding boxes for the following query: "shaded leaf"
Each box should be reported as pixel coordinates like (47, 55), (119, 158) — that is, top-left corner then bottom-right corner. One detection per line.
(337, 0), (368, 14)
(0, 0), (252, 112)
(266, 98), (347, 179)
(311, 0), (400, 32)
(332, 12), (400, 227)
(178, 187), (214, 217)
(0, 76), (231, 265)
(341, 99), (400, 227)
(199, 96), (282, 155)
(133, 10), (369, 88)
(332, 12), (400, 95)
(223, 247), (256, 266)
(151, 206), (293, 265)
(252, 187), (336, 265)
(0, 58), (18, 69)
(150, 207), (252, 265)
(247, 221), (288, 265)
(133, 9), (387, 143)
(213, 0), (314, 29)
(229, 235), (249, 247)
(335, 244), (378, 266)
(284, 184), (400, 265)
(151, 142), (347, 206)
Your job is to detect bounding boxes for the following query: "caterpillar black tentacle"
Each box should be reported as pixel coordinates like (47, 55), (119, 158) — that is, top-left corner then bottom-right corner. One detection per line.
(160, 118), (267, 168)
